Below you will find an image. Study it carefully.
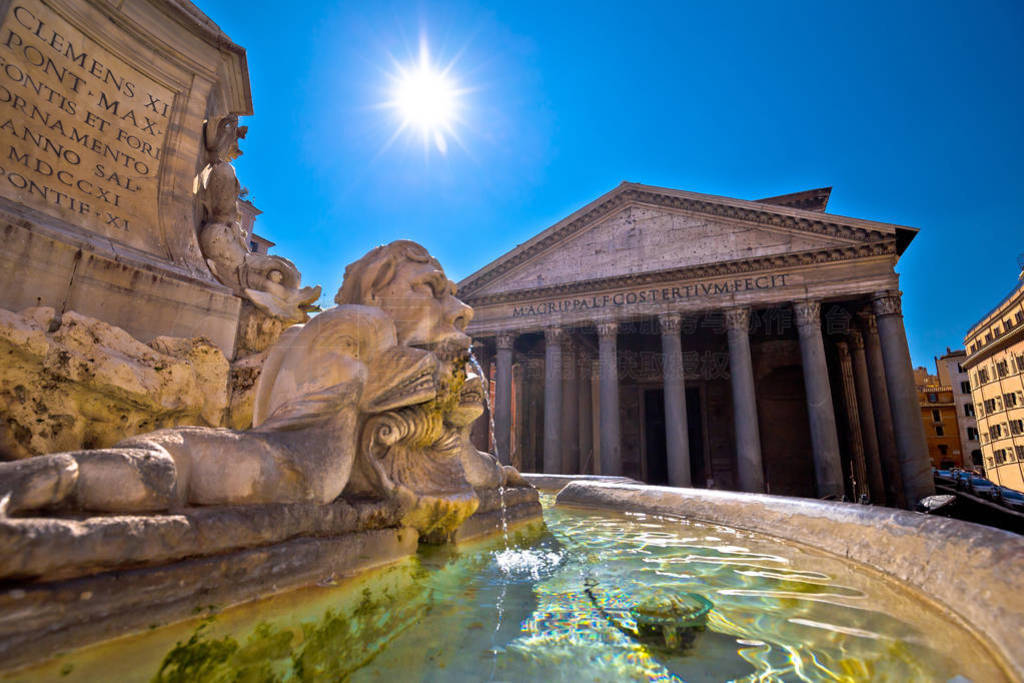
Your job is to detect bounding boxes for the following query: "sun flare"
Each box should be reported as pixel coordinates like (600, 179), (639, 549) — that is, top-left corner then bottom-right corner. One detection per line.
(396, 66), (456, 132)
(386, 43), (463, 154)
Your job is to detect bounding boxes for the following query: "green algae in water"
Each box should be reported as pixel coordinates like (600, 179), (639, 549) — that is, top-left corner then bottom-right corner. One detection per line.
(4, 500), (1011, 683)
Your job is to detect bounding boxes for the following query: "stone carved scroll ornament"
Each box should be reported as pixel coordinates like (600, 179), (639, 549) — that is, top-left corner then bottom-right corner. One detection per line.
(197, 115), (320, 324)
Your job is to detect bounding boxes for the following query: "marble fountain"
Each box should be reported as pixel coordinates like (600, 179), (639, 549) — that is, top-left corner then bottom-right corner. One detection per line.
(0, 241), (1019, 682)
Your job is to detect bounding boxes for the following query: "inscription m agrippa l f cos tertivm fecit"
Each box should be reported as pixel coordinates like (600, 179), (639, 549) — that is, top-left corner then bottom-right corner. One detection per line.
(511, 273), (794, 318)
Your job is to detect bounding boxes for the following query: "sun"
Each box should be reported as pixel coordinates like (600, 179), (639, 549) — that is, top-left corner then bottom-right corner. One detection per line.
(386, 43), (463, 154)
(395, 65), (456, 133)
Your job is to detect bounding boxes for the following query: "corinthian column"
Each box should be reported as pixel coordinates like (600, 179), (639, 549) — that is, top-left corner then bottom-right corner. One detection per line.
(578, 355), (594, 473)
(659, 313), (691, 487)
(561, 341), (580, 474)
(836, 340), (869, 500)
(597, 321), (622, 477)
(859, 310), (905, 507)
(872, 291), (935, 504)
(725, 307), (764, 493)
(543, 327), (564, 474)
(848, 329), (886, 502)
(493, 332), (515, 466)
(794, 301), (845, 499)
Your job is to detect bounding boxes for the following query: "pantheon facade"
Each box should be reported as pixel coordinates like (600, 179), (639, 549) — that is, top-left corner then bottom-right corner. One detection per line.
(461, 183), (934, 507)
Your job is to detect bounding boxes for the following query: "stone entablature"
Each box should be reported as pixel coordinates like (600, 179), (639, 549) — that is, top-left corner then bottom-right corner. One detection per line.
(466, 256), (898, 335)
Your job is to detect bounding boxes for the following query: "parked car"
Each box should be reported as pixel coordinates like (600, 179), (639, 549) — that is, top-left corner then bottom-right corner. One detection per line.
(953, 471), (997, 497)
(992, 486), (1024, 512)
(933, 468), (956, 485)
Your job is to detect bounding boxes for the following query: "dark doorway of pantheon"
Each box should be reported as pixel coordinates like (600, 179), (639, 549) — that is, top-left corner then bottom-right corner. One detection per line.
(643, 388), (705, 486)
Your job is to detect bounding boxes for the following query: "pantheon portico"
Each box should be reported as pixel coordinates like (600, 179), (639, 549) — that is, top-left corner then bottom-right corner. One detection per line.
(460, 183), (933, 507)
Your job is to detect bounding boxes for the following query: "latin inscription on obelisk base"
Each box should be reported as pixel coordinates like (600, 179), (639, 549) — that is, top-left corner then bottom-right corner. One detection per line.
(0, 2), (175, 256)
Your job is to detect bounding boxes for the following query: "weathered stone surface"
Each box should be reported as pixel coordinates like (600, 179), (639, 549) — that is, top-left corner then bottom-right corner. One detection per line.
(555, 481), (1024, 681)
(425, 484), (542, 544)
(226, 349), (267, 430)
(235, 302), (290, 356)
(0, 527), (418, 672)
(0, 496), (407, 581)
(0, 307), (229, 459)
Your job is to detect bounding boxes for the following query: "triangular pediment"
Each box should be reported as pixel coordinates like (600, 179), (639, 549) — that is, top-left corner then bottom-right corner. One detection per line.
(459, 183), (913, 300)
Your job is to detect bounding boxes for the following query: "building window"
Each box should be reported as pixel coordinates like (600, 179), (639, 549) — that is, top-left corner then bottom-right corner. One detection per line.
(1005, 392), (1019, 408)
(249, 240), (259, 253)
(927, 393), (937, 403)
(1010, 419), (1024, 435)
(978, 367), (990, 383)
(994, 449), (1008, 464)
(1017, 311), (1024, 325)
(938, 444), (948, 456)
(996, 360), (1009, 378)
(935, 424), (944, 437)
(931, 409), (941, 422)
(1016, 355), (1024, 373)
(960, 380), (971, 393)
(971, 449), (983, 466)
(964, 403), (975, 417)
(1016, 445), (1024, 459)
(967, 426), (979, 441)
(957, 362), (965, 373)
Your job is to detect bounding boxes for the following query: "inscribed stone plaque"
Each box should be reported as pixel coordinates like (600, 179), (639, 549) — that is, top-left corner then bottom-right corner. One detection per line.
(0, 1), (175, 256)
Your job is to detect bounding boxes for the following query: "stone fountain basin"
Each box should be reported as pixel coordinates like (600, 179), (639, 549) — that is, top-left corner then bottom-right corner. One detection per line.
(0, 486), (541, 672)
(540, 478), (1024, 681)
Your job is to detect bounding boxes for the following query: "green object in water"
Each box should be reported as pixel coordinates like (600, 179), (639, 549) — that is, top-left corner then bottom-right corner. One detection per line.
(629, 591), (713, 649)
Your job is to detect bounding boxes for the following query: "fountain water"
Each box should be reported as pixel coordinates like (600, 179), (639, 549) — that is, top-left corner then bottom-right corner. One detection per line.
(470, 348), (512, 549)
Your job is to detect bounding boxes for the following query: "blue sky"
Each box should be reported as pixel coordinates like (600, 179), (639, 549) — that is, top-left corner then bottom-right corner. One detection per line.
(199, 0), (1023, 368)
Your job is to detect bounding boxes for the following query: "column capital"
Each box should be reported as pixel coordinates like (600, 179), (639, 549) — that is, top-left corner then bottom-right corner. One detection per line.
(496, 331), (516, 350)
(872, 290), (903, 318)
(724, 307), (750, 332)
(793, 300), (821, 328)
(544, 327), (567, 344)
(857, 309), (878, 334)
(836, 340), (851, 361)
(596, 321), (618, 338)
(848, 328), (865, 350)
(658, 313), (682, 335)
